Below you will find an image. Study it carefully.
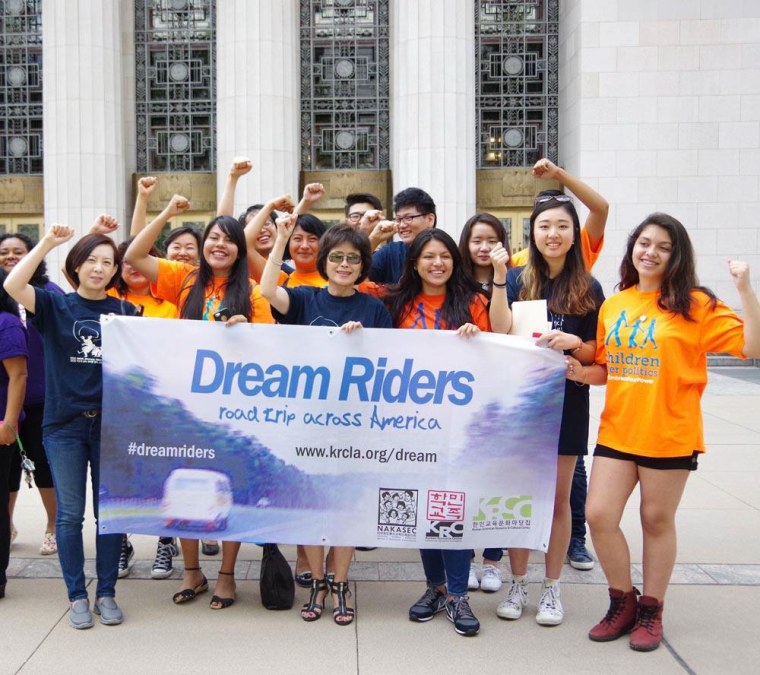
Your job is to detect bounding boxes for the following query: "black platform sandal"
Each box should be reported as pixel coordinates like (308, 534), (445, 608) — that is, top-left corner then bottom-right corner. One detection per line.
(210, 570), (236, 610)
(300, 577), (327, 622)
(172, 567), (208, 604)
(330, 579), (355, 626)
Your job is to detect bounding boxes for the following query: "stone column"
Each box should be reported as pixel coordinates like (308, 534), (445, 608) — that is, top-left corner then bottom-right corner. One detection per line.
(42, 0), (131, 278)
(390, 0), (476, 236)
(216, 0), (300, 214)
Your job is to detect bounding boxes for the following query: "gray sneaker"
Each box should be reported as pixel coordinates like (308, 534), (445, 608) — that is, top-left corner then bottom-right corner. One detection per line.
(93, 597), (124, 625)
(68, 598), (94, 630)
(409, 583), (446, 622)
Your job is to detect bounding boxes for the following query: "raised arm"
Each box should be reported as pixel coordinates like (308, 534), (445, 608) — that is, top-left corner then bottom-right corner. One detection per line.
(533, 158), (609, 248)
(259, 214), (298, 315)
(294, 182), (325, 216)
(244, 194), (296, 281)
(488, 243), (512, 334)
(217, 157), (253, 217)
(729, 260), (760, 358)
(130, 176), (158, 235)
(368, 218), (397, 253)
(4, 224), (75, 313)
(89, 214), (120, 237)
(124, 194), (190, 283)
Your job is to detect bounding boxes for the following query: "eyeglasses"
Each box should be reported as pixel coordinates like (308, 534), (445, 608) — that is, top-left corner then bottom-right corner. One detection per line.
(346, 212), (365, 223)
(393, 213), (426, 226)
(534, 194), (572, 205)
(327, 252), (362, 265)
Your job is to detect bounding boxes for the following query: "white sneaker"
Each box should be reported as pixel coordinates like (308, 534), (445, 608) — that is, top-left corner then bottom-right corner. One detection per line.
(467, 563), (480, 591)
(536, 580), (564, 626)
(40, 531), (57, 555)
(496, 578), (528, 619)
(480, 564), (502, 593)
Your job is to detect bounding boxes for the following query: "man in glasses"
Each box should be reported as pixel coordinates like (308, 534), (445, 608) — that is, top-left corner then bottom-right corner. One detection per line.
(345, 193), (384, 236)
(368, 187), (437, 284)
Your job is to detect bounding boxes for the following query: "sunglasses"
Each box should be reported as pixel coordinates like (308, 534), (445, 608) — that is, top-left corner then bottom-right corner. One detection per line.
(327, 252), (362, 265)
(534, 194), (572, 205)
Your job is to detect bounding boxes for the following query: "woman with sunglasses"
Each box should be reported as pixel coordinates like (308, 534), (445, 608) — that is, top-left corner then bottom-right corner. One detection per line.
(260, 219), (392, 626)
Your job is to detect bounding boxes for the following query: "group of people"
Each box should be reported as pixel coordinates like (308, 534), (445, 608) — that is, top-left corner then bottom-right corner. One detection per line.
(1, 157), (758, 652)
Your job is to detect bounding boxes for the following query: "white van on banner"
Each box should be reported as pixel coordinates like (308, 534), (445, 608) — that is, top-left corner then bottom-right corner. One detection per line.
(98, 318), (566, 550)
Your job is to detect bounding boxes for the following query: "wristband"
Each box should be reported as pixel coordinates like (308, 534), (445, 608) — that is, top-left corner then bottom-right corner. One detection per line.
(267, 257), (284, 267)
(571, 338), (583, 353)
(491, 280), (507, 288)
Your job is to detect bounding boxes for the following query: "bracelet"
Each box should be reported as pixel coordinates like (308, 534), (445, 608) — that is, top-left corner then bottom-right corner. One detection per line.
(267, 257), (284, 267)
(491, 280), (507, 288)
(571, 338), (583, 353)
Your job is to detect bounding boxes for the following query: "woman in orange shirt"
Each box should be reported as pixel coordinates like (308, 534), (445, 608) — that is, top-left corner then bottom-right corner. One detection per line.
(125, 195), (272, 611)
(385, 228), (509, 637)
(567, 213), (760, 651)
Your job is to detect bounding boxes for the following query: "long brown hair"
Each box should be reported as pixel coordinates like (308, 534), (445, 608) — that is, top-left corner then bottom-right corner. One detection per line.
(519, 192), (597, 315)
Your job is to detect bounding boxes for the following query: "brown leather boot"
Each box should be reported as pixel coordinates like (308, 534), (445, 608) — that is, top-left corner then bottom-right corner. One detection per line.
(629, 595), (664, 651)
(588, 586), (640, 642)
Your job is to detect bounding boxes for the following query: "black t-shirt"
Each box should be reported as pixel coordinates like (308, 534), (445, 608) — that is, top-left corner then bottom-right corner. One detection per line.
(32, 288), (139, 432)
(273, 286), (393, 329)
(507, 266), (605, 454)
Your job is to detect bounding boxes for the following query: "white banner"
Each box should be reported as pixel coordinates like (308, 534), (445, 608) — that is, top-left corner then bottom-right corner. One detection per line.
(99, 318), (566, 550)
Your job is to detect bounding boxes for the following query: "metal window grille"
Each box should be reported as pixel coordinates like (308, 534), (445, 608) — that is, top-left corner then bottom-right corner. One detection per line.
(475, 0), (558, 168)
(135, 0), (216, 172)
(300, 0), (390, 170)
(0, 0), (43, 175)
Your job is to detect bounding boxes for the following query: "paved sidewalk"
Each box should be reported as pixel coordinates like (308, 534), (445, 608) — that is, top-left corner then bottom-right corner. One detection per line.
(3, 368), (760, 674)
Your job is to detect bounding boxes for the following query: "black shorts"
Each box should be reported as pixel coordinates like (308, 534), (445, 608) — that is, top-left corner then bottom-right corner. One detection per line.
(9, 402), (54, 491)
(594, 444), (699, 471)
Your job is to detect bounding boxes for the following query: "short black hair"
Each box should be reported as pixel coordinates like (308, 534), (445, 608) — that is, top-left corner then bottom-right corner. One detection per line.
(65, 234), (121, 291)
(164, 226), (202, 251)
(238, 203), (276, 227)
(316, 225), (373, 284)
(393, 187), (436, 220)
(344, 193), (383, 216)
(283, 214), (327, 261)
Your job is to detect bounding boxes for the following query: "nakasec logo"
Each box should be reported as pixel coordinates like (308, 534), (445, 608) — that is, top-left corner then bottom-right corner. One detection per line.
(472, 495), (532, 531)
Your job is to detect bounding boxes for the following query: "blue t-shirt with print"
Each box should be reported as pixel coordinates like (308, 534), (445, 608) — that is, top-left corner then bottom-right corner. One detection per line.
(369, 241), (409, 284)
(273, 286), (392, 329)
(32, 288), (139, 432)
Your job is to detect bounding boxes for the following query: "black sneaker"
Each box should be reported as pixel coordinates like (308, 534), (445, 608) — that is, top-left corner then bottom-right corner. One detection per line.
(567, 537), (595, 570)
(445, 595), (480, 636)
(409, 583), (446, 622)
(151, 538), (178, 579)
(118, 536), (134, 579)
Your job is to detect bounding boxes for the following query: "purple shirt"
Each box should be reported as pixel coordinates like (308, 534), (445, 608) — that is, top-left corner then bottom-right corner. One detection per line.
(0, 311), (28, 425)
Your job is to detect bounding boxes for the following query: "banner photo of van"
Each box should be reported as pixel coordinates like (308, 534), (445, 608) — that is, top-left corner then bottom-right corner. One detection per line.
(98, 318), (565, 550)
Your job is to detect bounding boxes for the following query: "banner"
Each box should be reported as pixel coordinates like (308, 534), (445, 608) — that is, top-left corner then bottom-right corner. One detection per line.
(99, 318), (566, 550)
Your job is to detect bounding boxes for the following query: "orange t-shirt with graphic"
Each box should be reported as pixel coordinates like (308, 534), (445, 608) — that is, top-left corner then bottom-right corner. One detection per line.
(511, 227), (602, 270)
(153, 258), (274, 323)
(107, 289), (179, 319)
(594, 288), (745, 458)
(396, 293), (491, 332)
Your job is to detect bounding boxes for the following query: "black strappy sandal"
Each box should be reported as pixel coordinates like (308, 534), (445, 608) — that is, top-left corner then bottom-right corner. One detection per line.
(210, 570), (236, 610)
(300, 577), (327, 622)
(330, 579), (355, 626)
(172, 567), (208, 605)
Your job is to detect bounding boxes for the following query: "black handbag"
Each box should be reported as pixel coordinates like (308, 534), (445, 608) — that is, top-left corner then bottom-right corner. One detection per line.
(259, 544), (295, 610)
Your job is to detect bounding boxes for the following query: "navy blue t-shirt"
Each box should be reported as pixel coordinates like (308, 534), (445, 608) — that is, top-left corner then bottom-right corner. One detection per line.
(32, 288), (139, 432)
(507, 266), (605, 455)
(0, 311), (28, 425)
(273, 286), (392, 329)
(369, 241), (409, 284)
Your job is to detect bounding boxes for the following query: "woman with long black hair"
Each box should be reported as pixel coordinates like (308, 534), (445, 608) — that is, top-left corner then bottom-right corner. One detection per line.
(386, 228), (508, 637)
(125, 194), (273, 610)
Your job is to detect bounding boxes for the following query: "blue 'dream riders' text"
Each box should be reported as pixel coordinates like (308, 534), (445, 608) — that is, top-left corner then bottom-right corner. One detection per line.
(190, 350), (475, 405)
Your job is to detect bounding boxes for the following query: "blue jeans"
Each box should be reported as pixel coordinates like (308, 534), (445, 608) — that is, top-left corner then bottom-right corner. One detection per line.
(44, 415), (121, 601)
(419, 548), (471, 597)
(571, 457), (588, 541)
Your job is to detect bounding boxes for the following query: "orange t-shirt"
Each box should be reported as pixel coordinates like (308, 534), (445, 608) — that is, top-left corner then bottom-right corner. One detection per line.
(396, 293), (491, 331)
(107, 289), (179, 319)
(153, 258), (274, 323)
(594, 288), (745, 458)
(281, 268), (326, 289)
(511, 227), (603, 270)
